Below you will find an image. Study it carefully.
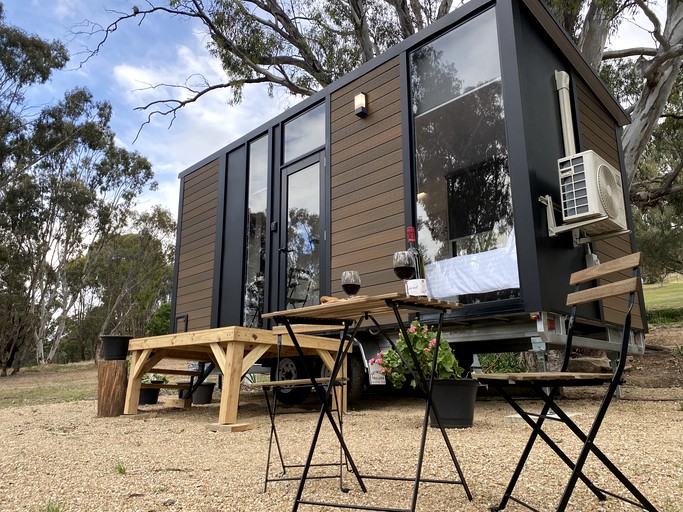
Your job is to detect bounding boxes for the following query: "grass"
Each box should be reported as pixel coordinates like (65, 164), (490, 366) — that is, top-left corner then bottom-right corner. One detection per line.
(642, 276), (683, 309)
(642, 276), (683, 325)
(0, 362), (97, 409)
(114, 461), (126, 475)
(32, 501), (63, 512)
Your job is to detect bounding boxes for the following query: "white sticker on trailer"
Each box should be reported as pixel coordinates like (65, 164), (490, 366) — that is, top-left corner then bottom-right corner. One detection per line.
(369, 363), (386, 385)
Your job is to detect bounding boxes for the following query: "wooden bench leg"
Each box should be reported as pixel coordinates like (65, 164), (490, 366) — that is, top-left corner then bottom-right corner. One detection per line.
(218, 341), (245, 424)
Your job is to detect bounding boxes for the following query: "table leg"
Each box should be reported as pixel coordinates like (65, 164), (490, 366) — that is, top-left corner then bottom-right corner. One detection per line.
(316, 348), (347, 413)
(123, 350), (143, 415)
(218, 341), (245, 425)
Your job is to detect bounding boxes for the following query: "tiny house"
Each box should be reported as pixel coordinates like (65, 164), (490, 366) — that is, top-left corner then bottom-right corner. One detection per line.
(170, 0), (646, 401)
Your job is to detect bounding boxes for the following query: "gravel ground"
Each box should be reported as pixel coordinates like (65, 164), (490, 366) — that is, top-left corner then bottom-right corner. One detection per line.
(1, 385), (681, 512)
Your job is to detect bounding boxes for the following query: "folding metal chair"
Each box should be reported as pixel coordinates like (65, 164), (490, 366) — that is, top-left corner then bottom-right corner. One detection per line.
(475, 252), (657, 511)
(250, 334), (348, 492)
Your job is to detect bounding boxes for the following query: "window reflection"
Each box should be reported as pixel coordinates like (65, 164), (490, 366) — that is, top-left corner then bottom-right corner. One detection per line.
(410, 8), (520, 304)
(286, 164), (320, 309)
(283, 103), (325, 164)
(243, 135), (268, 328)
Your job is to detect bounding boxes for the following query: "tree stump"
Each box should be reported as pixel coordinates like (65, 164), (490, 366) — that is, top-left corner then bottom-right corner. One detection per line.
(97, 360), (128, 417)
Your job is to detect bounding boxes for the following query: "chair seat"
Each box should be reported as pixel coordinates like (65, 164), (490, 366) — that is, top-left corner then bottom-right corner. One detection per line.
(250, 377), (347, 389)
(474, 371), (613, 386)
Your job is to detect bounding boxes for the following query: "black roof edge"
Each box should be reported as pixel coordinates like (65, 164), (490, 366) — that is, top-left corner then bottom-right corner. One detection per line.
(178, 0), (628, 179)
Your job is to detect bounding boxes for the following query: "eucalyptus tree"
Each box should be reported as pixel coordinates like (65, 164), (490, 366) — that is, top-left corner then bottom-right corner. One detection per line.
(90, 206), (175, 339)
(0, 2), (68, 189)
(0, 3), (68, 374)
(5, 88), (155, 364)
(60, 207), (175, 361)
(81, 0), (682, 199)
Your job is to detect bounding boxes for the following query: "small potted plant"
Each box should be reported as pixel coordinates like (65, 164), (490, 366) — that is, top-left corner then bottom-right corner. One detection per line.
(139, 373), (168, 405)
(369, 320), (478, 428)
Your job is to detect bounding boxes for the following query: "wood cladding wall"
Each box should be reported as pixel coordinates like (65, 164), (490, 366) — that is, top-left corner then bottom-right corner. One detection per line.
(329, 58), (405, 297)
(575, 77), (642, 329)
(175, 160), (219, 332)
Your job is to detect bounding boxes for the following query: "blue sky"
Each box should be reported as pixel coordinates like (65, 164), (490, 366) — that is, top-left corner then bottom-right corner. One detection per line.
(4, 0), (287, 216)
(4, 1), (664, 217)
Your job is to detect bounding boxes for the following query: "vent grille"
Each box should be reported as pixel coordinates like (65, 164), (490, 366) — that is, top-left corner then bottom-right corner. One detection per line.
(560, 155), (590, 218)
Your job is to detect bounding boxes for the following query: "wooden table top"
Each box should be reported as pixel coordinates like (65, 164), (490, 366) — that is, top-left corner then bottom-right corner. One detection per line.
(263, 293), (461, 323)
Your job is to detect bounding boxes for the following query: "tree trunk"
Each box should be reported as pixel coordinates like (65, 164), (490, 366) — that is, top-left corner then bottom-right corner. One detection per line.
(623, 0), (683, 185)
(578, 1), (614, 69)
(97, 360), (128, 417)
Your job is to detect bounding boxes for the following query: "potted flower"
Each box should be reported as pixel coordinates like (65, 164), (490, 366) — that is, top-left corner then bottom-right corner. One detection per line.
(139, 373), (168, 405)
(369, 320), (478, 428)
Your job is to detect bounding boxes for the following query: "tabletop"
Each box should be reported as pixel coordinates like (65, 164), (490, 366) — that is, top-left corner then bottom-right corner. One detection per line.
(262, 292), (461, 323)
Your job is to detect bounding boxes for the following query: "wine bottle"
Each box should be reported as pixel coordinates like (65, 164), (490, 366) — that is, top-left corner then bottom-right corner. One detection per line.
(406, 226), (425, 280)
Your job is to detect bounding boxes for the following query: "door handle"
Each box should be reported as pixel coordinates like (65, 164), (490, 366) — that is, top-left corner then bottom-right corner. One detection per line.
(279, 247), (290, 253)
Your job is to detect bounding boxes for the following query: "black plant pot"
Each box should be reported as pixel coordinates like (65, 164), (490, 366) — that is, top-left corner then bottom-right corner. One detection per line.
(428, 378), (479, 428)
(138, 387), (161, 405)
(100, 335), (132, 361)
(177, 381), (216, 404)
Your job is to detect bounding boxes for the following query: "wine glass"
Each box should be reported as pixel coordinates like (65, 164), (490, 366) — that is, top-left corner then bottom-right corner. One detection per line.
(341, 270), (361, 297)
(393, 251), (415, 280)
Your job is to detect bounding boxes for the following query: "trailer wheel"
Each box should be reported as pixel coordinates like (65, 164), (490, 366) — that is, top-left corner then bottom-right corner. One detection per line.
(317, 351), (365, 406)
(345, 352), (365, 406)
(271, 357), (312, 405)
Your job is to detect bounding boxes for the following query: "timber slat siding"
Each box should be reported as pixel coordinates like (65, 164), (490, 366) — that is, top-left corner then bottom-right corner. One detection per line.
(175, 160), (219, 332)
(575, 78), (642, 329)
(330, 57), (404, 297)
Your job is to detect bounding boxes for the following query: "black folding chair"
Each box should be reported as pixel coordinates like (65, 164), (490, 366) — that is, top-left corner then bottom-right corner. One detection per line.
(475, 252), (657, 511)
(250, 335), (348, 492)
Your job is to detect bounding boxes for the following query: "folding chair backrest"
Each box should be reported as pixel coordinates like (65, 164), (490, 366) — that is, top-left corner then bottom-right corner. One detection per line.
(567, 252), (642, 307)
(563, 252), (642, 374)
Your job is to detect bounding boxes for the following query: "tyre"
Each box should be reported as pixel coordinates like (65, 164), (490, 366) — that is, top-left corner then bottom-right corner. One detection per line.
(345, 352), (365, 405)
(271, 357), (313, 405)
(317, 351), (365, 406)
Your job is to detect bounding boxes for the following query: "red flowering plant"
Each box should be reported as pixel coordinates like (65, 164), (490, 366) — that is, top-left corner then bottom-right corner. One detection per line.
(369, 320), (464, 389)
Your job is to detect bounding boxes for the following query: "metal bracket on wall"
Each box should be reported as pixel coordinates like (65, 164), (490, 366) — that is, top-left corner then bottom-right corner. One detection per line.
(539, 195), (629, 246)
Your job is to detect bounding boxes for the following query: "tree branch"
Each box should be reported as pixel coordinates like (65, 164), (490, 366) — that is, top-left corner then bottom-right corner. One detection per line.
(633, 0), (669, 49)
(130, 78), (269, 142)
(602, 46), (658, 59)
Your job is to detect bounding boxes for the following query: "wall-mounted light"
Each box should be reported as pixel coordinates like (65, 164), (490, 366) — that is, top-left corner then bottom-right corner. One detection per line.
(354, 92), (368, 118)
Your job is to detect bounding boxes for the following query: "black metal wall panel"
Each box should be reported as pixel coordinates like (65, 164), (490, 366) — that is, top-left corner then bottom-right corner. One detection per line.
(514, 1), (589, 317)
(218, 146), (248, 327)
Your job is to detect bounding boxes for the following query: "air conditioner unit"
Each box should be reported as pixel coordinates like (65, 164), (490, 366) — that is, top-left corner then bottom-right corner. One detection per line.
(558, 150), (628, 235)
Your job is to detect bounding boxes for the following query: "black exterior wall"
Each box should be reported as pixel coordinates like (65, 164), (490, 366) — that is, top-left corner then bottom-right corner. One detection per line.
(217, 148), (248, 327)
(512, 0), (585, 316)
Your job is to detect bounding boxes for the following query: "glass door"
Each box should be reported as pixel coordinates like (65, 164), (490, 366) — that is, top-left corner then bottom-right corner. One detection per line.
(278, 153), (323, 310)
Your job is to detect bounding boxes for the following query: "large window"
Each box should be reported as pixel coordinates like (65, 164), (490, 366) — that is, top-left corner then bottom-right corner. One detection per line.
(243, 135), (269, 327)
(410, 8), (520, 304)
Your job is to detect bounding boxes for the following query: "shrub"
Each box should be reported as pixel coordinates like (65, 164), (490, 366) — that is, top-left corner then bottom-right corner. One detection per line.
(478, 352), (530, 373)
(646, 307), (683, 325)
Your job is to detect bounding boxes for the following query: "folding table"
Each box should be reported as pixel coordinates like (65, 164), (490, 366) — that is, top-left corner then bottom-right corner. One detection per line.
(263, 292), (472, 512)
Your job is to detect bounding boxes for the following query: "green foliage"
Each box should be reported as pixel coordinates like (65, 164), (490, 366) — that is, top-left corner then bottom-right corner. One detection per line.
(673, 345), (683, 357)
(478, 352), (530, 373)
(142, 373), (168, 384)
(114, 461), (126, 475)
(646, 308), (683, 326)
(146, 302), (172, 337)
(370, 320), (464, 389)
